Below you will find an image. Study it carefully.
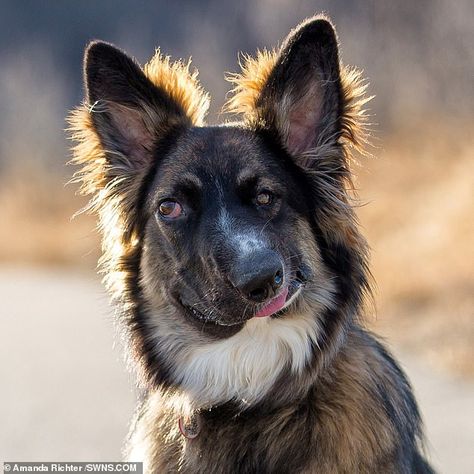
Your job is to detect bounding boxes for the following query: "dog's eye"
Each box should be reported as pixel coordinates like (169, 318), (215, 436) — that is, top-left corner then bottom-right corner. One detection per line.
(157, 200), (184, 219)
(255, 191), (273, 206)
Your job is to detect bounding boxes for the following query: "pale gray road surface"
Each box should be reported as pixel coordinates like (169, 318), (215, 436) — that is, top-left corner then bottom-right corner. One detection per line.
(0, 267), (472, 472)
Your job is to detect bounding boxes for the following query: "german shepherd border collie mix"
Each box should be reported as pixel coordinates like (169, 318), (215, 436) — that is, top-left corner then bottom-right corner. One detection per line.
(69, 14), (433, 474)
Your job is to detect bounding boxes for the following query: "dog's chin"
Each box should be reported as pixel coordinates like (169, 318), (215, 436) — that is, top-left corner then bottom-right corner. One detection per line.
(181, 303), (248, 327)
(179, 302), (246, 338)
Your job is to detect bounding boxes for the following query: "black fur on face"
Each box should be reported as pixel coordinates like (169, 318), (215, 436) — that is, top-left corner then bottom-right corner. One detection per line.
(139, 126), (318, 335)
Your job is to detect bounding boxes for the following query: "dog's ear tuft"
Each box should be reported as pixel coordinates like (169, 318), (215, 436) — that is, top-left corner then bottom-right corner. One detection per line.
(226, 16), (370, 157)
(143, 50), (210, 127)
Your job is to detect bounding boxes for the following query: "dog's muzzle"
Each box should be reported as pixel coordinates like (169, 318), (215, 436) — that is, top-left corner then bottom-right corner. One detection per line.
(228, 249), (284, 303)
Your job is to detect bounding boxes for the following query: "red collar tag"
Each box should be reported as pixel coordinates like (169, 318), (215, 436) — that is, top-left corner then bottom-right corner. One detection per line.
(178, 414), (201, 439)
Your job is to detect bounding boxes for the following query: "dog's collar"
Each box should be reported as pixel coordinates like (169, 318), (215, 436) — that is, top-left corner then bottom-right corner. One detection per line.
(178, 412), (201, 439)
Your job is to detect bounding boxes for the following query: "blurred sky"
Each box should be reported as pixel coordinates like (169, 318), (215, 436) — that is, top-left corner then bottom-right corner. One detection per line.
(0, 0), (472, 172)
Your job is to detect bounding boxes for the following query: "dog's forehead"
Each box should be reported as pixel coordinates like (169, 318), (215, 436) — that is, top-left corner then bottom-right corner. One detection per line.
(161, 126), (274, 180)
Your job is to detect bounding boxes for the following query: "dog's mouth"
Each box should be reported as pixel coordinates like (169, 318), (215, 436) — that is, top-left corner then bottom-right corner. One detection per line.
(179, 269), (307, 327)
(179, 300), (244, 327)
(254, 277), (303, 319)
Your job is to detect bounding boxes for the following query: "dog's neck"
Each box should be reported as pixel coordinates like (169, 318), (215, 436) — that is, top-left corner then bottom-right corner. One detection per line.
(168, 312), (323, 410)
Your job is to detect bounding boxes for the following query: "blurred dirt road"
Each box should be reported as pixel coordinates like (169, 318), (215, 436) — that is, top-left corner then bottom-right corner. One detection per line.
(0, 267), (472, 472)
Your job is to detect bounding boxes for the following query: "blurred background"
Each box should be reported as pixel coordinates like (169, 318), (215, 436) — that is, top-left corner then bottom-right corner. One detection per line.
(0, 0), (472, 471)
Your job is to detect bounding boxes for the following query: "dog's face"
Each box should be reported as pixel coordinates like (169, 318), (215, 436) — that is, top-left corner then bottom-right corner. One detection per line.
(142, 126), (318, 335)
(70, 16), (370, 406)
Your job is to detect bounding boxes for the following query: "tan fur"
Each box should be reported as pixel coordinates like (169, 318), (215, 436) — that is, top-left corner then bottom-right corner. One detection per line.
(144, 51), (210, 126)
(224, 48), (278, 120)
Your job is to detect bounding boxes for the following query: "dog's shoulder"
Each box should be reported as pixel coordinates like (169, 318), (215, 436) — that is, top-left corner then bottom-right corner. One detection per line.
(309, 326), (429, 472)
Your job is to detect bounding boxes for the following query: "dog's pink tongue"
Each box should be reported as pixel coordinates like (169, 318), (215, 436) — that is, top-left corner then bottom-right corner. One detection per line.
(254, 287), (289, 318)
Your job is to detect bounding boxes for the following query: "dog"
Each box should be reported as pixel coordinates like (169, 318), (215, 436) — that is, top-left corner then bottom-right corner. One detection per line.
(69, 14), (434, 473)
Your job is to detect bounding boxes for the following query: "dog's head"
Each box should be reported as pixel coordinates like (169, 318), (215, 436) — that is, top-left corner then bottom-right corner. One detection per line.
(70, 15), (371, 406)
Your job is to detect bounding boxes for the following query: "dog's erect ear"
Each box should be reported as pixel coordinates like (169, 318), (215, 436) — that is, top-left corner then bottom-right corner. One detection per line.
(83, 41), (208, 173)
(262, 17), (341, 154)
(226, 16), (366, 157)
(69, 41), (209, 198)
(85, 42), (185, 170)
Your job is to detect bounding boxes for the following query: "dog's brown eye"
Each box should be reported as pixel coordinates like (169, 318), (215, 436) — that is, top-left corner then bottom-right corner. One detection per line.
(255, 191), (273, 206)
(158, 200), (184, 219)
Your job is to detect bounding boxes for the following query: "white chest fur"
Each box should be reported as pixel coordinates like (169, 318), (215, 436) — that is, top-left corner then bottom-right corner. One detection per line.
(172, 311), (322, 408)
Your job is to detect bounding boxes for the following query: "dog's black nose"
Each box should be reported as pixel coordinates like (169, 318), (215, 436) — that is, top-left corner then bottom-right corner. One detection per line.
(229, 250), (284, 302)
